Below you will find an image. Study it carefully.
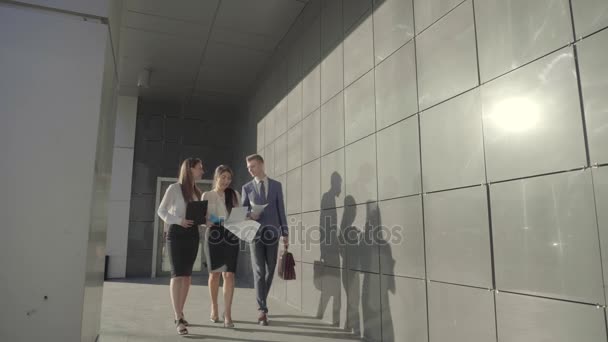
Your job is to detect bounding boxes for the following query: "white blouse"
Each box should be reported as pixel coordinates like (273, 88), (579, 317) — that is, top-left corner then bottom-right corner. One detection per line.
(157, 183), (200, 232)
(202, 189), (241, 222)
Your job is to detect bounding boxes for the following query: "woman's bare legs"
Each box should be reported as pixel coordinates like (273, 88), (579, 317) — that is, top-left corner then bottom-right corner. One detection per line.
(170, 277), (187, 333)
(170, 277), (184, 319)
(222, 272), (235, 322)
(208, 272), (221, 320)
(180, 276), (191, 319)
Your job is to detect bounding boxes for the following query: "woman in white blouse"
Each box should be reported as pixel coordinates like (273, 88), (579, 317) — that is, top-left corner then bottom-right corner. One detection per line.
(157, 158), (204, 335)
(202, 165), (241, 328)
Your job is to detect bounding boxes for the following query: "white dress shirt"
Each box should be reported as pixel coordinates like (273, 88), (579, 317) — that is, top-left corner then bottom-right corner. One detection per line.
(253, 176), (269, 201)
(202, 189), (241, 221)
(157, 183), (199, 232)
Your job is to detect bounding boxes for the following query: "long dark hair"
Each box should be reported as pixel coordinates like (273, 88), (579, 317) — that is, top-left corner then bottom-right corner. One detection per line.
(213, 165), (238, 214)
(178, 158), (202, 203)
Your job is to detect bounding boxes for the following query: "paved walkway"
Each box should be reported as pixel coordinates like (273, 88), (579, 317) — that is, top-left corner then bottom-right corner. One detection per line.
(99, 278), (361, 342)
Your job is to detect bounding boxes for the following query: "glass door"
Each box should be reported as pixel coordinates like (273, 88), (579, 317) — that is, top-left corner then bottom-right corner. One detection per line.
(152, 177), (213, 277)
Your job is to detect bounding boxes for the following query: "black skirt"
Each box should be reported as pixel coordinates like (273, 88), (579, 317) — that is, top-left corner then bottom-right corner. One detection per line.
(204, 225), (239, 273)
(166, 224), (200, 277)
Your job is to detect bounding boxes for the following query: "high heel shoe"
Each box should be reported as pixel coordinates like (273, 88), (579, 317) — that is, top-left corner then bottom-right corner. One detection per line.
(181, 313), (189, 326)
(210, 304), (220, 323)
(174, 318), (188, 335)
(223, 314), (234, 328)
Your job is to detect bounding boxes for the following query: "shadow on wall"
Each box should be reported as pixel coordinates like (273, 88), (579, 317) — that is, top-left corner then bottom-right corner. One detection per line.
(312, 172), (395, 341)
(239, 1), (398, 340)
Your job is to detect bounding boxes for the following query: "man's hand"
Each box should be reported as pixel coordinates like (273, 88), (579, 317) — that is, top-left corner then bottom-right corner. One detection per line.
(249, 212), (260, 220)
(282, 235), (289, 249)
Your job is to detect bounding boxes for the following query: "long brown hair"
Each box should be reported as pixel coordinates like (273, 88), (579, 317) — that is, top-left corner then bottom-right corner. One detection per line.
(213, 165), (238, 212)
(178, 158), (202, 203)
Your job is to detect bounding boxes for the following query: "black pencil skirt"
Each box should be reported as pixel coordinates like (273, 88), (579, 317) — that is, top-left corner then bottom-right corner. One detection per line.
(204, 225), (239, 273)
(166, 224), (200, 277)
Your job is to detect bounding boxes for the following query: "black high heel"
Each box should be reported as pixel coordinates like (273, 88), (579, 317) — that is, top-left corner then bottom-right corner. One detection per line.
(181, 313), (189, 326)
(175, 318), (188, 335)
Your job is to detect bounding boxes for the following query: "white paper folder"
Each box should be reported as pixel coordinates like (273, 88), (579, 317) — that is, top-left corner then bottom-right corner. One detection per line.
(223, 206), (261, 243)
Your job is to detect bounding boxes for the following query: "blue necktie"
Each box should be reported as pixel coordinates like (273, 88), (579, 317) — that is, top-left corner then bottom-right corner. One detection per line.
(260, 180), (267, 204)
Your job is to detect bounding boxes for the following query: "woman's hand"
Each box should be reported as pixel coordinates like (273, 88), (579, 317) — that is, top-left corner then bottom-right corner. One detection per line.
(181, 219), (194, 228)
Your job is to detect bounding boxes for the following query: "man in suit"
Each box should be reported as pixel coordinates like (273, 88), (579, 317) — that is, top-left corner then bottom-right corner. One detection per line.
(241, 154), (289, 325)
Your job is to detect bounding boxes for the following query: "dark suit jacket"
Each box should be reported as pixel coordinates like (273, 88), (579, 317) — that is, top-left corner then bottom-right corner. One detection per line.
(241, 178), (288, 240)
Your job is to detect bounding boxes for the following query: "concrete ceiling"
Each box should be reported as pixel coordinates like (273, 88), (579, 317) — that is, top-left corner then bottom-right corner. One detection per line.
(117, 0), (307, 107)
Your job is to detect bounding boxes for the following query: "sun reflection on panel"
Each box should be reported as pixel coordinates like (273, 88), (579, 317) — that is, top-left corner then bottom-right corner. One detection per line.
(489, 97), (541, 133)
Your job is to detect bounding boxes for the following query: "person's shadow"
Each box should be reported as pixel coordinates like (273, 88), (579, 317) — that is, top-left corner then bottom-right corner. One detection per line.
(317, 172), (343, 326)
(314, 175), (395, 341)
(341, 199), (396, 341)
(362, 201), (395, 341)
(340, 195), (360, 336)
